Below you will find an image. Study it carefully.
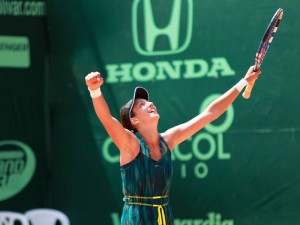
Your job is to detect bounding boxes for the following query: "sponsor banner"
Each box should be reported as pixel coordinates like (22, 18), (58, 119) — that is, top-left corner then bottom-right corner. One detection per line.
(0, 35), (30, 68)
(132, 0), (193, 56)
(101, 93), (234, 179)
(0, 0), (48, 210)
(0, 140), (36, 202)
(110, 212), (234, 225)
(44, 0), (300, 224)
(0, 0), (46, 16)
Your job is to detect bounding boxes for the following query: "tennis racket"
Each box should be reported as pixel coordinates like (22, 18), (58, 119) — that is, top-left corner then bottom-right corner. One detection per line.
(243, 8), (284, 99)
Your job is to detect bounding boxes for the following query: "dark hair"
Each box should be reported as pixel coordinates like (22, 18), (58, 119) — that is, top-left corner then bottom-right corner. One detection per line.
(119, 87), (149, 132)
(120, 100), (136, 131)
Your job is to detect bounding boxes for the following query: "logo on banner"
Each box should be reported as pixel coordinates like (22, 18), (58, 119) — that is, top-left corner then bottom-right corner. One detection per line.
(0, 36), (30, 68)
(0, 0), (46, 16)
(172, 94), (234, 179)
(132, 0), (193, 56)
(110, 212), (234, 225)
(0, 140), (36, 201)
(105, 0), (235, 83)
(101, 1), (236, 179)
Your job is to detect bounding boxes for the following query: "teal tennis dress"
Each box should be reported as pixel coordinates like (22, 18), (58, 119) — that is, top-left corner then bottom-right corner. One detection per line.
(120, 132), (174, 225)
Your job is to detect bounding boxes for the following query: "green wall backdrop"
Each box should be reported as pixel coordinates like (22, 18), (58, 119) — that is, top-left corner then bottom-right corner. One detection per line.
(1, 0), (300, 225)
(0, 0), (49, 211)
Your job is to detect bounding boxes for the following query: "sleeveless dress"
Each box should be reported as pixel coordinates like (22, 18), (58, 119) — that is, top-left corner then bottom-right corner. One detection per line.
(120, 132), (174, 225)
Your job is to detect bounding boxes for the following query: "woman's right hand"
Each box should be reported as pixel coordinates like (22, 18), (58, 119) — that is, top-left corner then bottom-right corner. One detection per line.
(85, 71), (104, 90)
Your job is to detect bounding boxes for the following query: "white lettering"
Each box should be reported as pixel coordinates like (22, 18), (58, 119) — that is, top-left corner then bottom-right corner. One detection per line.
(110, 212), (234, 225)
(0, 159), (25, 173)
(156, 60), (182, 80)
(110, 213), (120, 225)
(133, 62), (156, 81)
(207, 58), (235, 78)
(194, 162), (208, 179)
(0, 0), (46, 16)
(105, 58), (235, 83)
(184, 59), (209, 78)
(106, 63), (133, 83)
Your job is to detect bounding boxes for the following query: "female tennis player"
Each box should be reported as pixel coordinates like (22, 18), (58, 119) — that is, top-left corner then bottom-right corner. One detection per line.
(85, 66), (261, 225)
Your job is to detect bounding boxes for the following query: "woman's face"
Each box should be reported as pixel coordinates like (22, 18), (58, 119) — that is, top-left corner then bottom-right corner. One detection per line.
(131, 98), (160, 124)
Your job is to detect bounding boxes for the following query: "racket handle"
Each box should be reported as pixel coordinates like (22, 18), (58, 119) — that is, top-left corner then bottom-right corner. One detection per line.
(242, 64), (259, 99)
(242, 79), (256, 99)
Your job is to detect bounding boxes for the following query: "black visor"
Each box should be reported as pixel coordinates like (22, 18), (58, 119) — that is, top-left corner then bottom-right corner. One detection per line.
(120, 87), (149, 131)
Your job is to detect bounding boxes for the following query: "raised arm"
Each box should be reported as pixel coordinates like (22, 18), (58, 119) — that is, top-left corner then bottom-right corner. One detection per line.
(85, 72), (139, 158)
(162, 66), (261, 150)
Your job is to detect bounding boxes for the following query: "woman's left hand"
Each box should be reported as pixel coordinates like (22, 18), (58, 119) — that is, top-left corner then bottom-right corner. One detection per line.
(244, 66), (261, 83)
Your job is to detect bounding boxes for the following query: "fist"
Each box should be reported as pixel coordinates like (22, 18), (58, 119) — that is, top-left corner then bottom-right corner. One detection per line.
(244, 66), (261, 83)
(85, 72), (104, 90)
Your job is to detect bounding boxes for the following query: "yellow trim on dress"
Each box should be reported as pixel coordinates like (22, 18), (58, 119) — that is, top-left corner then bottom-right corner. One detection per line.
(124, 195), (168, 225)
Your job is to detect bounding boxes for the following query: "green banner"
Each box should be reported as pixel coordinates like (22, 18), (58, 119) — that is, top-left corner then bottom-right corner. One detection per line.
(2, 0), (299, 224)
(0, 0), (48, 211)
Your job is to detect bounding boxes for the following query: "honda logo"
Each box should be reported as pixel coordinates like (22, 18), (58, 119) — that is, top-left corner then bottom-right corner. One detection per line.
(132, 0), (193, 56)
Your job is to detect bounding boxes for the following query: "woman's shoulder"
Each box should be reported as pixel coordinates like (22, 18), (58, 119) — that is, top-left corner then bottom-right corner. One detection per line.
(119, 131), (141, 165)
(160, 132), (174, 151)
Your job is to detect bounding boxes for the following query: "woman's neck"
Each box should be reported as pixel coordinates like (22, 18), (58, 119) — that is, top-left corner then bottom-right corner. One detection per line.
(138, 127), (160, 147)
